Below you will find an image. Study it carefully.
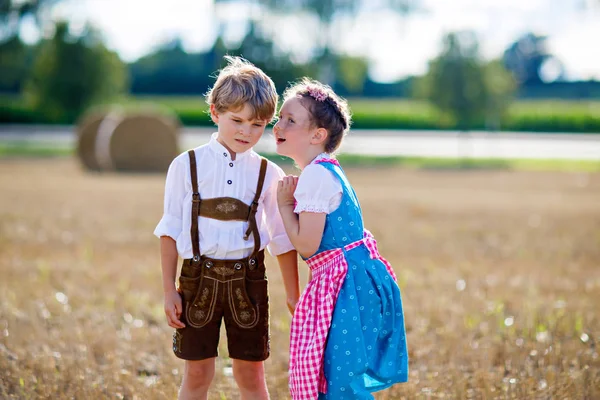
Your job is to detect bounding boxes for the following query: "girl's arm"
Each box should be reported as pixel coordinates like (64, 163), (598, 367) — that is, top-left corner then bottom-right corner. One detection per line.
(276, 250), (300, 314)
(277, 176), (326, 259)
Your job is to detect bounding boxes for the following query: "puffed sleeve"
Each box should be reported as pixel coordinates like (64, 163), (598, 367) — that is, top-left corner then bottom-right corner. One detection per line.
(262, 162), (296, 256)
(294, 164), (342, 214)
(153, 155), (187, 240)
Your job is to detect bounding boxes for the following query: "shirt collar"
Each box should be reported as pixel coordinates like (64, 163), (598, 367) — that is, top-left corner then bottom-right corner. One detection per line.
(310, 152), (335, 165)
(208, 132), (252, 161)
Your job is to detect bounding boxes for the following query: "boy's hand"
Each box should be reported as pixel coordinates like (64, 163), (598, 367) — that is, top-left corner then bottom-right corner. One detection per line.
(164, 290), (186, 329)
(287, 297), (298, 316)
(277, 175), (298, 209)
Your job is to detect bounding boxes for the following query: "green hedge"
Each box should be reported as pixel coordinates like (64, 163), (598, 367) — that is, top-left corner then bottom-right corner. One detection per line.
(0, 99), (51, 124)
(503, 101), (600, 133)
(2, 95), (599, 133)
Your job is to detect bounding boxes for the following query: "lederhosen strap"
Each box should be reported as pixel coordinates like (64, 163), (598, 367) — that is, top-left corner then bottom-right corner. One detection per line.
(188, 150), (201, 262)
(245, 157), (268, 257)
(187, 150), (268, 262)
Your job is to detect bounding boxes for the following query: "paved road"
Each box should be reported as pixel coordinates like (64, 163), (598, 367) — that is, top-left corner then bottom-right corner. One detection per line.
(1, 125), (599, 160)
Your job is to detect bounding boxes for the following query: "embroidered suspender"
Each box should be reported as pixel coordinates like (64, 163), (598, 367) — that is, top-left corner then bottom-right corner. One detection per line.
(187, 150), (268, 262)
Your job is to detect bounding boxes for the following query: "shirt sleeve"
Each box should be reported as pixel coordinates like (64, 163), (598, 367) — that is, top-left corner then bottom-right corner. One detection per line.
(294, 164), (342, 214)
(262, 162), (296, 257)
(153, 155), (186, 240)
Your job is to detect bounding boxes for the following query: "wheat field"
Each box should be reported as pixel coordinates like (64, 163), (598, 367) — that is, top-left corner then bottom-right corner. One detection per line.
(1, 157), (599, 399)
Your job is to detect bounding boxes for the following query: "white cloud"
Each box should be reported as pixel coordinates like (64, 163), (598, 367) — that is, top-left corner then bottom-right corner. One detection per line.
(358, 13), (443, 82)
(53, 0), (217, 61)
(46, 0), (599, 81)
(18, 15), (41, 44)
(263, 12), (320, 64)
(549, 12), (600, 80)
(365, 0), (599, 81)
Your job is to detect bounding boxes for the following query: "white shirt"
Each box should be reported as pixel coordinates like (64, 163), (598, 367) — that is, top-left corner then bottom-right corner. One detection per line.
(154, 132), (294, 259)
(294, 153), (343, 214)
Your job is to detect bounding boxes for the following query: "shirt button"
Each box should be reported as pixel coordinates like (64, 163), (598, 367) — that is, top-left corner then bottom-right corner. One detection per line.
(227, 180), (232, 184)
(229, 162), (234, 167)
(223, 152), (227, 157)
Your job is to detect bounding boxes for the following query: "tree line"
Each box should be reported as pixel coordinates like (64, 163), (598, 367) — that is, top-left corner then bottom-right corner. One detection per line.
(1, 0), (598, 130)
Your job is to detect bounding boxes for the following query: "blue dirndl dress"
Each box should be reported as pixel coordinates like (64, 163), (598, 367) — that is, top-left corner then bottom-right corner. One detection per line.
(312, 160), (409, 399)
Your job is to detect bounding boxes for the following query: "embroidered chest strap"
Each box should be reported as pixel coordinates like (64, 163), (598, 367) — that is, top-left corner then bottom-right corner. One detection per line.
(187, 151), (268, 261)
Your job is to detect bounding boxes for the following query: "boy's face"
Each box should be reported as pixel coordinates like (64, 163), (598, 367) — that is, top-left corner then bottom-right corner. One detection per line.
(210, 103), (268, 156)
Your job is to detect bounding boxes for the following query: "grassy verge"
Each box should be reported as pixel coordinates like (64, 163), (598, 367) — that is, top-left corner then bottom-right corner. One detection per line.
(3, 142), (597, 172)
(263, 153), (600, 172)
(0, 141), (73, 158)
(3, 95), (600, 133)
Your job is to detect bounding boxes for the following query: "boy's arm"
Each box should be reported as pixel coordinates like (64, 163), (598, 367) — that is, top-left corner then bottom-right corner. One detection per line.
(155, 155), (187, 328)
(262, 163), (301, 315)
(160, 236), (185, 328)
(276, 250), (300, 315)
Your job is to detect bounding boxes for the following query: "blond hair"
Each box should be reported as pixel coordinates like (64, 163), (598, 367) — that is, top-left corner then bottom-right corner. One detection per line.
(205, 56), (278, 122)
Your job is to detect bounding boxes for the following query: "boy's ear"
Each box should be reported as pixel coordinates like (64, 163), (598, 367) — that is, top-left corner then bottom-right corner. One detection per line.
(210, 104), (219, 124)
(310, 128), (328, 145)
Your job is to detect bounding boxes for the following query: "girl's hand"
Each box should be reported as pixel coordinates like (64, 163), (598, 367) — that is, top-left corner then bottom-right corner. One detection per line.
(277, 175), (298, 209)
(164, 289), (186, 329)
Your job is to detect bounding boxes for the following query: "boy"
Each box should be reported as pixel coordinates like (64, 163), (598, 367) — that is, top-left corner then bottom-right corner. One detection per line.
(154, 56), (299, 400)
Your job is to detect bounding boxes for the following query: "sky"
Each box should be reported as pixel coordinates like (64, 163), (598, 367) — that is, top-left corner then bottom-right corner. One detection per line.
(21, 0), (600, 83)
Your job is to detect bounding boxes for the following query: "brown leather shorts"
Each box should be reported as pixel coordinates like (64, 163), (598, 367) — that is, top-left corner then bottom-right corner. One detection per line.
(172, 250), (269, 361)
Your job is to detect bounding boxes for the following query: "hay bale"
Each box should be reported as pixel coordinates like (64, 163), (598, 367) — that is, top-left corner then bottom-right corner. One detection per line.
(95, 111), (180, 172)
(75, 110), (109, 171)
(94, 110), (126, 171)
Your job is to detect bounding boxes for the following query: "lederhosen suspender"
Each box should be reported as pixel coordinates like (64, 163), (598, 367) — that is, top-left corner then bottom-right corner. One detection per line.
(189, 150), (201, 262)
(187, 149), (268, 264)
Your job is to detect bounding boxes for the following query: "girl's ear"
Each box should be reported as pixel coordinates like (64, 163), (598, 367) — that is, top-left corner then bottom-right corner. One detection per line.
(311, 127), (328, 145)
(210, 104), (219, 124)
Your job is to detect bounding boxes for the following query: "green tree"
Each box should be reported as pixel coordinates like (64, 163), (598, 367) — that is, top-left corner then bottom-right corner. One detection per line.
(1, 0), (63, 92)
(215, 0), (420, 84)
(24, 21), (128, 122)
(0, 35), (33, 92)
(229, 21), (318, 90)
(0, 0), (60, 40)
(336, 55), (368, 94)
(415, 31), (515, 131)
(502, 32), (556, 85)
(483, 59), (516, 130)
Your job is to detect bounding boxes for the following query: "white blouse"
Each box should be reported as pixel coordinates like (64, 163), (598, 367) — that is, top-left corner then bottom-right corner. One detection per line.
(294, 153), (343, 214)
(154, 132), (294, 260)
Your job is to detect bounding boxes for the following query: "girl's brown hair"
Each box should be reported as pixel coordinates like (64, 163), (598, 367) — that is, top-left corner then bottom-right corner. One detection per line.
(283, 78), (352, 153)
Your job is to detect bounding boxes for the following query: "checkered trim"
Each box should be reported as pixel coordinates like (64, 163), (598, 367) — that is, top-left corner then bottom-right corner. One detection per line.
(289, 230), (397, 399)
(314, 158), (341, 167)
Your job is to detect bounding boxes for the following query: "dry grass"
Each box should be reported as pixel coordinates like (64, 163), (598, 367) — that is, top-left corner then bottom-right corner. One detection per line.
(1, 158), (599, 399)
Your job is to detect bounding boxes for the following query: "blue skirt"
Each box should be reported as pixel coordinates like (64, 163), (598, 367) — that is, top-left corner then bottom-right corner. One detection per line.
(319, 245), (408, 399)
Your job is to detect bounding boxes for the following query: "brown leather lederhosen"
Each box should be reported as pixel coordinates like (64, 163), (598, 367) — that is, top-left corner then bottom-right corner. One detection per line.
(173, 150), (271, 362)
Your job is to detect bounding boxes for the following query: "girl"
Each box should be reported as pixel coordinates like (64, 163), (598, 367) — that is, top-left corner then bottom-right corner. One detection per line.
(274, 78), (408, 400)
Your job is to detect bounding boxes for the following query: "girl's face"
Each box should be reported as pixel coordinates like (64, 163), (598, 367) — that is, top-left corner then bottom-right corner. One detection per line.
(273, 96), (317, 161)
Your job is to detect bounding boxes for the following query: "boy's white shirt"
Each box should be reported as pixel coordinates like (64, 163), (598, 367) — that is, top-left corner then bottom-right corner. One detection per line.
(154, 132), (294, 260)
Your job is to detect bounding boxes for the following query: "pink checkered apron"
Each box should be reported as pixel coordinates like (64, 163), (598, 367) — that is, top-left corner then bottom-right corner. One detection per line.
(289, 230), (397, 399)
